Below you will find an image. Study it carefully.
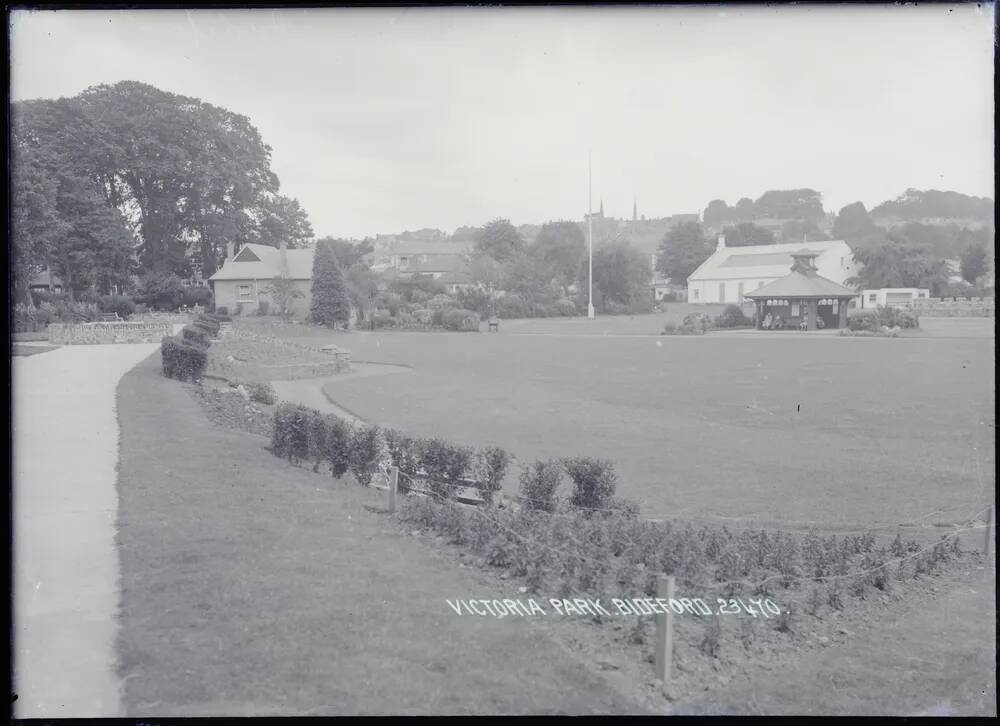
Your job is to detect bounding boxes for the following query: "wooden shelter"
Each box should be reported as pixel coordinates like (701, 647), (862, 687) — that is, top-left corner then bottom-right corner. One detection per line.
(744, 250), (857, 330)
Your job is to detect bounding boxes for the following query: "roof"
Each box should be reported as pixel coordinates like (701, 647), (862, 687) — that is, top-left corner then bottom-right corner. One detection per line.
(208, 243), (315, 281)
(688, 239), (850, 282)
(389, 240), (474, 256)
(744, 270), (856, 299)
(398, 253), (469, 274)
(30, 269), (63, 287)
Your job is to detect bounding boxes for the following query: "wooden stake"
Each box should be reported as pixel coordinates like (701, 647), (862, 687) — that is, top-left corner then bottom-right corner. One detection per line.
(654, 574), (675, 684)
(389, 467), (399, 514)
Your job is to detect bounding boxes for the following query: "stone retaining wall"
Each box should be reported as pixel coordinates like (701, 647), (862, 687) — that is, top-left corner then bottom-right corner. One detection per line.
(48, 322), (174, 345)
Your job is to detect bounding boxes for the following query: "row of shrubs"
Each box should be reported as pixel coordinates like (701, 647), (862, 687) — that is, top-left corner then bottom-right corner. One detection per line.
(161, 312), (229, 382)
(847, 306), (919, 332)
(662, 306), (752, 335)
(268, 400), (637, 515)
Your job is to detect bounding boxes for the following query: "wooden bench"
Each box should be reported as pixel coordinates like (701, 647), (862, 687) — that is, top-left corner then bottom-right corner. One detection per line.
(487, 317), (500, 332)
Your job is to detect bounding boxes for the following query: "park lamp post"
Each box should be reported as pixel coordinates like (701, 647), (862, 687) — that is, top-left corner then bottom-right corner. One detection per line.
(587, 150), (595, 320)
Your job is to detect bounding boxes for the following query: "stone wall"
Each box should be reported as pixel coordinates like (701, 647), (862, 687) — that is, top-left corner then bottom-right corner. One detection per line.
(48, 322), (174, 345)
(908, 298), (994, 317)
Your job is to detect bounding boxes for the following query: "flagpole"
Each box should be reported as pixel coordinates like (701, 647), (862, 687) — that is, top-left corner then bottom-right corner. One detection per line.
(588, 150), (595, 320)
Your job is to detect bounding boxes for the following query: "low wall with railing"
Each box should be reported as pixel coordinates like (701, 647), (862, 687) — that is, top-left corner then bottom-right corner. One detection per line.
(48, 321), (175, 345)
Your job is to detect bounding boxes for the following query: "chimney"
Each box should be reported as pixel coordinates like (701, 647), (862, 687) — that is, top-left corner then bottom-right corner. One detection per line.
(278, 238), (289, 277)
(717, 234), (726, 252)
(226, 241), (235, 261)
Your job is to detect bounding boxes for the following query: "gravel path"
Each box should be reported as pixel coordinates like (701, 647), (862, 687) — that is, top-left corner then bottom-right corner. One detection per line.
(13, 343), (159, 718)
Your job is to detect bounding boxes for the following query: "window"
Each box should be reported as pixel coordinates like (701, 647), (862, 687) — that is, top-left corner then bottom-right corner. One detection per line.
(791, 302), (800, 316)
(918, 291), (927, 298)
(693, 289), (700, 301)
(868, 294), (877, 303)
(238, 284), (252, 300)
(399, 256), (409, 268)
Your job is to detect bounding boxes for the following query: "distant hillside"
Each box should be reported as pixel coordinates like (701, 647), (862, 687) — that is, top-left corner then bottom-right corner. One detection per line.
(871, 189), (994, 225)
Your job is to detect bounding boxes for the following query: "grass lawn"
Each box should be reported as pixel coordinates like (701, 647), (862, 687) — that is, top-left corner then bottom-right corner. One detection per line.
(114, 353), (647, 716)
(265, 314), (993, 532)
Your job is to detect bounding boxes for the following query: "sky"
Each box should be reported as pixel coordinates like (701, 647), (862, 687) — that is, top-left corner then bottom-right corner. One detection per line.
(9, 5), (996, 240)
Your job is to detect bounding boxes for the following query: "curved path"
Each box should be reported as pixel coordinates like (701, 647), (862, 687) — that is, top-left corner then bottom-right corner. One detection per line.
(13, 343), (159, 718)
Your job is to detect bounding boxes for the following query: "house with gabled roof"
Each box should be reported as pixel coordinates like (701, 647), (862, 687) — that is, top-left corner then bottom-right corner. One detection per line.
(686, 235), (856, 304)
(208, 242), (316, 317)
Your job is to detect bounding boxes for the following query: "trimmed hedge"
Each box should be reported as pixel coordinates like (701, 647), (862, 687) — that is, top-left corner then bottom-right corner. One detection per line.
(181, 325), (211, 348)
(161, 335), (208, 382)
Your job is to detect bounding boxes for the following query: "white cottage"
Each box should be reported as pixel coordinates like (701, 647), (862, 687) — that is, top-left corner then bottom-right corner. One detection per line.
(686, 236), (856, 304)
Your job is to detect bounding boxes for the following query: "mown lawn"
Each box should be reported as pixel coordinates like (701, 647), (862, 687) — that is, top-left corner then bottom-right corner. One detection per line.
(258, 315), (994, 531)
(114, 353), (647, 716)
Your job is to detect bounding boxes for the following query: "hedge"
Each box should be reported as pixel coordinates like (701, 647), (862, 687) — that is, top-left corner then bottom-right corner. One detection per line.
(441, 308), (481, 331)
(161, 336), (208, 382)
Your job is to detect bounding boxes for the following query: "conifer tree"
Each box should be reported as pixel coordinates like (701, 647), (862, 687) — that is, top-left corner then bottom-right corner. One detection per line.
(309, 240), (351, 327)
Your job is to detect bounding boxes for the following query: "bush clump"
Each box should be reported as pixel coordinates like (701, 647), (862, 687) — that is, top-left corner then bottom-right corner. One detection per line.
(326, 416), (354, 479)
(519, 459), (563, 513)
(476, 446), (512, 504)
(181, 325), (211, 348)
(441, 308), (481, 331)
(563, 457), (618, 513)
(245, 381), (277, 405)
(98, 294), (136, 319)
(271, 403), (311, 464)
(715, 304), (751, 329)
(348, 424), (382, 486)
(161, 336), (208, 382)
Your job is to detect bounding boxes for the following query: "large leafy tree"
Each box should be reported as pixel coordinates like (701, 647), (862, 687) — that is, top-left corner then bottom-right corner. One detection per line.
(249, 194), (314, 251)
(309, 239), (351, 327)
(316, 237), (375, 270)
(10, 144), (65, 304)
(657, 221), (711, 284)
(833, 202), (879, 242)
(530, 221), (586, 286)
(586, 241), (652, 311)
(848, 235), (950, 294)
(474, 218), (524, 262)
(721, 222), (776, 247)
(871, 189), (994, 223)
(702, 199), (733, 229)
(960, 243), (988, 284)
(754, 189), (825, 223)
(74, 81), (279, 274)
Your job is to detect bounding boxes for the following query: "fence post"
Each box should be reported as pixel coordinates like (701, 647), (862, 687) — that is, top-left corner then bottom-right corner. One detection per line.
(985, 504), (994, 559)
(389, 466), (399, 514)
(654, 574), (675, 686)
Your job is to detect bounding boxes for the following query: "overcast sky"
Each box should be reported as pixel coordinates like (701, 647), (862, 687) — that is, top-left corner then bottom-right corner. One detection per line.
(9, 5), (996, 240)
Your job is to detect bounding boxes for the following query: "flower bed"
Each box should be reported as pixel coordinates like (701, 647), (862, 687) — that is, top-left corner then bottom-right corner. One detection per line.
(188, 382), (274, 437)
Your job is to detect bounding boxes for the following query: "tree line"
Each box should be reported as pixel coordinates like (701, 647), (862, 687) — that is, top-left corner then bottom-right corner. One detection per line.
(11, 81), (313, 303)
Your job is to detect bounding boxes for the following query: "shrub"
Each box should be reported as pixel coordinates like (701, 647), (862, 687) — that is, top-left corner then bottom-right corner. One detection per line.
(877, 305), (919, 329)
(716, 304), (750, 328)
(476, 446), (511, 503)
(682, 312), (713, 333)
(372, 309), (397, 329)
(271, 403), (312, 464)
(326, 415), (353, 479)
(245, 381), (277, 405)
(257, 299), (271, 316)
(181, 325), (210, 348)
(562, 457), (617, 513)
(305, 409), (328, 472)
(181, 285), (213, 309)
(441, 308), (480, 331)
(519, 460), (563, 513)
(137, 271), (186, 311)
(426, 294), (454, 312)
(161, 336), (208, 382)
(348, 424), (382, 486)
(847, 309), (880, 332)
(604, 299), (630, 316)
(383, 428), (420, 492)
(554, 298), (577, 316)
(418, 437), (473, 498)
(98, 294), (136, 319)
(496, 293), (528, 319)
(373, 291), (404, 316)
(14, 303), (39, 333)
